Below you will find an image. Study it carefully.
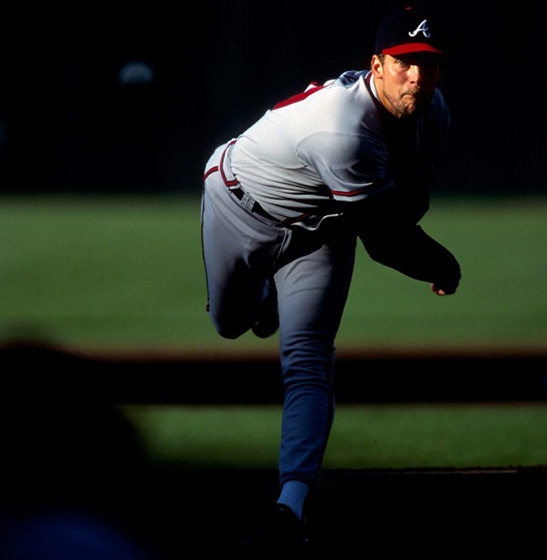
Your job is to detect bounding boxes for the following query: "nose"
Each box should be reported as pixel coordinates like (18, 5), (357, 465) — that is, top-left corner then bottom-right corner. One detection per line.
(409, 64), (422, 85)
(409, 60), (439, 88)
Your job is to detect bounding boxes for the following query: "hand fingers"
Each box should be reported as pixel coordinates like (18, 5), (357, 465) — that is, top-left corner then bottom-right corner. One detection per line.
(431, 283), (456, 296)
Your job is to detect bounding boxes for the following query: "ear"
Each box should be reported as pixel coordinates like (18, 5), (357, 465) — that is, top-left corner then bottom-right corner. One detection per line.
(370, 54), (384, 79)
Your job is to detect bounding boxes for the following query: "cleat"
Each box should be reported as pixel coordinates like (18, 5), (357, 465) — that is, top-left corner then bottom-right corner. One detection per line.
(240, 504), (310, 554)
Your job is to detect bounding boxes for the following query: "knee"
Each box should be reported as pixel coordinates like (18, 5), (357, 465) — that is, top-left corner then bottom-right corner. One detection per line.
(216, 326), (246, 340)
(209, 313), (249, 340)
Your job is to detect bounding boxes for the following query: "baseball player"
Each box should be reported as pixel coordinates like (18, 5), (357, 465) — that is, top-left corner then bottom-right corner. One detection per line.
(201, 5), (460, 552)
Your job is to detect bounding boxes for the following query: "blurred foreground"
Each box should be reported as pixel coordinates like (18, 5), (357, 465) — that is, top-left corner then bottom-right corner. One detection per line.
(1, 342), (546, 556)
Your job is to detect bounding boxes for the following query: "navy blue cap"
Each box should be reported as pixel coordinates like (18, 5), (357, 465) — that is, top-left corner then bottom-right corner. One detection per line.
(375, 6), (444, 56)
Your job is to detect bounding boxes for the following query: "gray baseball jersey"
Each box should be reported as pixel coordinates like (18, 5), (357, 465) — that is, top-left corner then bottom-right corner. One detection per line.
(230, 69), (449, 230)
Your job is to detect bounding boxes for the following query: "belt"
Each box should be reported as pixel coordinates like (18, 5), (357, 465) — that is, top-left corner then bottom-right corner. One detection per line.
(229, 185), (278, 220)
(219, 140), (279, 222)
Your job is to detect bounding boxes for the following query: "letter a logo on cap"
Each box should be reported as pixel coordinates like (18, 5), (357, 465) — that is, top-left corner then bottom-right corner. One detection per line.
(409, 19), (431, 38)
(375, 8), (444, 56)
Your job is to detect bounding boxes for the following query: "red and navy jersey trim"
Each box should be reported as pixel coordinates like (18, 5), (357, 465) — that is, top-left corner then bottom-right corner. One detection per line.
(330, 186), (369, 198)
(203, 140), (239, 187)
(272, 83), (325, 110)
(203, 166), (219, 181)
(219, 140), (239, 187)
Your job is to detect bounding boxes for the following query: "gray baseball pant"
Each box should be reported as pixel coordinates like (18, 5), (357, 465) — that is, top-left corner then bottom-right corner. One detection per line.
(201, 142), (356, 485)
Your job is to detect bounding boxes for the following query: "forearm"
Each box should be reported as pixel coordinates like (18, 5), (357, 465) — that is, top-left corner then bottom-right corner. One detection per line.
(359, 224), (461, 293)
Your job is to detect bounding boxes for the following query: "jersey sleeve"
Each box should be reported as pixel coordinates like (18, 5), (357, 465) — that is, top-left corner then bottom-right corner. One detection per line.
(296, 131), (393, 202)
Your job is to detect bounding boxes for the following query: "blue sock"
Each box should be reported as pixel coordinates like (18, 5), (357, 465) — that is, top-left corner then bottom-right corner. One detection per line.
(277, 480), (310, 520)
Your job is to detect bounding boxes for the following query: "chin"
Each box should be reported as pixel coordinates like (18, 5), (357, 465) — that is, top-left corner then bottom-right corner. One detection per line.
(403, 99), (430, 117)
(398, 105), (419, 118)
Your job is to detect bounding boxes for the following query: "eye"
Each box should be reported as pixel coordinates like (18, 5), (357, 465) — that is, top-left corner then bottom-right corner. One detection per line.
(395, 58), (410, 70)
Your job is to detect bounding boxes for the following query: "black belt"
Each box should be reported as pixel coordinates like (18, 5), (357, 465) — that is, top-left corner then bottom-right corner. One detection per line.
(219, 140), (282, 223)
(229, 185), (278, 221)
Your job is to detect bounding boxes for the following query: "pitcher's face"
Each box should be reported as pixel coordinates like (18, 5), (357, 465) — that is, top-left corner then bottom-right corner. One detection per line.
(371, 53), (441, 118)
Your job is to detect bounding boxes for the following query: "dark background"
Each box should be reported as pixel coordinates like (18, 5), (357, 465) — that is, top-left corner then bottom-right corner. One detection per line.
(0, 0), (544, 196)
(1, 5), (546, 555)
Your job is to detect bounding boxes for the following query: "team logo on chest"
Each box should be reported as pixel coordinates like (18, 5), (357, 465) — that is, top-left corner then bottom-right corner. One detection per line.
(408, 19), (431, 38)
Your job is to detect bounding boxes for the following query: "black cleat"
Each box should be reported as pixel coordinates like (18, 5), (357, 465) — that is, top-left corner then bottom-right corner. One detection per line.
(240, 504), (310, 554)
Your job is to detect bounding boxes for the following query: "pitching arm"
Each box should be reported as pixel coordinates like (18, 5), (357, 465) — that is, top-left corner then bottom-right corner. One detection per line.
(358, 223), (461, 295)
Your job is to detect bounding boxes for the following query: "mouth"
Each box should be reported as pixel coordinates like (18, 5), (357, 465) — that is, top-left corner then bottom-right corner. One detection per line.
(396, 91), (426, 117)
(404, 90), (420, 98)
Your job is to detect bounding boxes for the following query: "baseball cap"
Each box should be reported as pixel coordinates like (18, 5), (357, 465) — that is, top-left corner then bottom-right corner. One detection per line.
(375, 6), (444, 56)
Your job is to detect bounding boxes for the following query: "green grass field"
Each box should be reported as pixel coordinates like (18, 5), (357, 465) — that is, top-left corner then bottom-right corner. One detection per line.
(121, 402), (547, 470)
(1, 193), (547, 353)
(3, 193), (547, 469)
